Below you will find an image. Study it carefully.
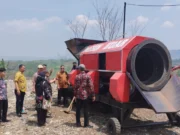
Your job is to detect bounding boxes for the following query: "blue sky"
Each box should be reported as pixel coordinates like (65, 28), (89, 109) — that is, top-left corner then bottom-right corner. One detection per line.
(0, 0), (180, 60)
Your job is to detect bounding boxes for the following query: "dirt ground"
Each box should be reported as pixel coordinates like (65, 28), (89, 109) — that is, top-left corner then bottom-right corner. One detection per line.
(0, 80), (180, 135)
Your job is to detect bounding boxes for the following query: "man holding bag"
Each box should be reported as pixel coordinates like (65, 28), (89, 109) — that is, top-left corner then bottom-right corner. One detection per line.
(35, 71), (52, 126)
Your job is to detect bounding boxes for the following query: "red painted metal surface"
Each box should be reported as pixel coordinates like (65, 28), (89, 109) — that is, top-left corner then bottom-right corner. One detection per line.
(69, 70), (80, 86)
(80, 36), (149, 72)
(172, 65), (180, 72)
(79, 36), (150, 102)
(106, 51), (121, 71)
(110, 72), (130, 102)
(87, 71), (99, 94)
(80, 54), (99, 70)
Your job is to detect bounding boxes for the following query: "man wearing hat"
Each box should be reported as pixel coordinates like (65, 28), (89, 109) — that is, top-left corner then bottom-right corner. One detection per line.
(32, 65), (44, 93)
(71, 62), (77, 71)
(35, 71), (52, 126)
(0, 67), (10, 122)
(74, 64), (95, 128)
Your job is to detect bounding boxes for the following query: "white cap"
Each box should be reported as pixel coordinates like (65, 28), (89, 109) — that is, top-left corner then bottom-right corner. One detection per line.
(38, 65), (43, 69)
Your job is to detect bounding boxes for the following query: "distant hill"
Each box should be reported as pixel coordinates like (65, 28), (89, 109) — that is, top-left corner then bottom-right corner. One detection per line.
(170, 50), (180, 60)
(1, 50), (180, 61)
(1, 49), (180, 79)
(4, 59), (76, 80)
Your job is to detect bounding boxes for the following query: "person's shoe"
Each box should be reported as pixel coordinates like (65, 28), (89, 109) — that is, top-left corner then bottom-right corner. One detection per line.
(58, 104), (64, 107)
(84, 125), (93, 128)
(17, 113), (22, 117)
(46, 112), (52, 118)
(76, 123), (82, 127)
(38, 123), (46, 127)
(2, 119), (11, 122)
(21, 109), (27, 114)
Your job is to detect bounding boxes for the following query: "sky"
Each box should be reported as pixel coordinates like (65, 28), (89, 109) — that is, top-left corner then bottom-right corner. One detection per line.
(0, 0), (180, 60)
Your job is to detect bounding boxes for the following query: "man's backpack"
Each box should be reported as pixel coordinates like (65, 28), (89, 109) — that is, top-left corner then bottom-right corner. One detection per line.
(35, 76), (46, 97)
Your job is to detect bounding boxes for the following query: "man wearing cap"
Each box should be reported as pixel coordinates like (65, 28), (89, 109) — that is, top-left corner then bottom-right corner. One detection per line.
(35, 71), (52, 126)
(0, 68), (10, 122)
(71, 62), (77, 71)
(43, 64), (53, 80)
(32, 65), (44, 93)
(74, 64), (95, 128)
(14, 64), (27, 117)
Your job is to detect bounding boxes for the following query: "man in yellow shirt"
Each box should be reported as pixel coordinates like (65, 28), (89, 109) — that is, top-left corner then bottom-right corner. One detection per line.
(56, 65), (69, 106)
(14, 64), (27, 117)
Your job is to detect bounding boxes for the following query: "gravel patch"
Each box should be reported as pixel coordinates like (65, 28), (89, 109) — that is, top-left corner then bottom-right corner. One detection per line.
(0, 80), (180, 135)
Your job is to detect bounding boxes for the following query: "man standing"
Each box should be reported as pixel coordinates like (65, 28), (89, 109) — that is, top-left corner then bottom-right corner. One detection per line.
(32, 65), (44, 93)
(56, 65), (69, 106)
(71, 62), (77, 71)
(35, 71), (52, 126)
(43, 64), (53, 78)
(74, 64), (95, 128)
(0, 67), (10, 122)
(14, 64), (27, 117)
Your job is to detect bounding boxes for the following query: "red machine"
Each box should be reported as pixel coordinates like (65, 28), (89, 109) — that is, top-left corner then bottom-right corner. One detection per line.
(65, 36), (180, 135)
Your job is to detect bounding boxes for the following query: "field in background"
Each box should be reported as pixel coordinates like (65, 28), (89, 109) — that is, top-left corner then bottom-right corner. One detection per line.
(5, 59), (76, 80)
(4, 58), (180, 80)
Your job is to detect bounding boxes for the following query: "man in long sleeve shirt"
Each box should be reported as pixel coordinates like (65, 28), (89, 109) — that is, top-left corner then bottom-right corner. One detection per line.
(0, 68), (10, 122)
(35, 71), (52, 126)
(74, 64), (95, 128)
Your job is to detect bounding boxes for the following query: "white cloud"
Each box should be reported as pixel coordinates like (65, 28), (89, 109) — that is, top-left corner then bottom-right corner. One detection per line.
(129, 15), (149, 26)
(161, 3), (171, 11)
(0, 16), (61, 32)
(74, 14), (98, 26)
(136, 16), (149, 24)
(161, 21), (174, 28)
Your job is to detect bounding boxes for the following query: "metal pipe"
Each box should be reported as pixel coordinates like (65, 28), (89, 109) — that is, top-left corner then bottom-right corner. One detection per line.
(123, 2), (126, 38)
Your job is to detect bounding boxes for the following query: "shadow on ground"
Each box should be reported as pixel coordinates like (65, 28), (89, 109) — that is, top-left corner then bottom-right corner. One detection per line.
(63, 100), (180, 135)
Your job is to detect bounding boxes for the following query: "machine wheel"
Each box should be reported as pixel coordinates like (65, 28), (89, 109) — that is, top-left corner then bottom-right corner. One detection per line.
(107, 117), (121, 135)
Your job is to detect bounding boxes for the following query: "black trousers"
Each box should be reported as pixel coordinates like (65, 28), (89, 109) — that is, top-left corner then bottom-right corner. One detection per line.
(0, 100), (8, 121)
(76, 99), (89, 126)
(57, 88), (68, 105)
(15, 90), (25, 114)
(36, 108), (47, 126)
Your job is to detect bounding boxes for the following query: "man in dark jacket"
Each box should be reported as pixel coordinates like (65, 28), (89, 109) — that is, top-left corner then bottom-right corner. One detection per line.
(74, 64), (95, 128)
(35, 71), (52, 126)
(71, 62), (77, 71)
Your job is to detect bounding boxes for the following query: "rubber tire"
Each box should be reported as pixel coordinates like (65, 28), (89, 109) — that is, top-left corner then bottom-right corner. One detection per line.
(107, 118), (121, 135)
(127, 39), (172, 91)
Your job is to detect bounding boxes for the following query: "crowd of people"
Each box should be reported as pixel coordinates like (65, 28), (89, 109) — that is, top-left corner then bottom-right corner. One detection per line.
(0, 61), (96, 128)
